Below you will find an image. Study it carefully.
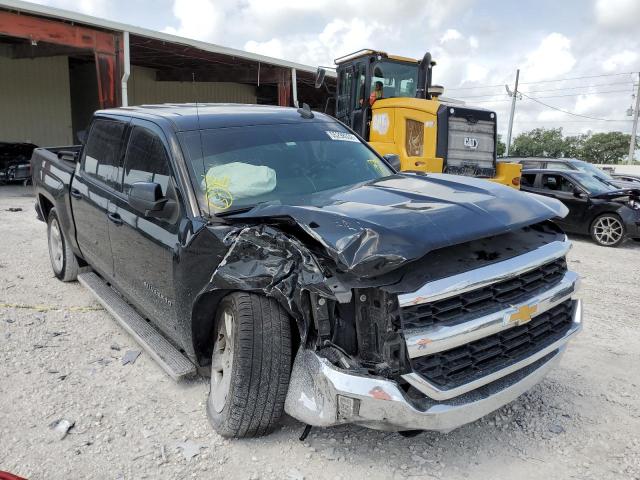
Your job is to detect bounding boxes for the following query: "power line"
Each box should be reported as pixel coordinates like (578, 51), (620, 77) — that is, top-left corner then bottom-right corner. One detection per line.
(520, 72), (636, 85)
(446, 71), (636, 91)
(446, 83), (506, 91)
(529, 89), (633, 99)
(455, 88), (633, 101)
(522, 81), (634, 94)
(519, 92), (628, 122)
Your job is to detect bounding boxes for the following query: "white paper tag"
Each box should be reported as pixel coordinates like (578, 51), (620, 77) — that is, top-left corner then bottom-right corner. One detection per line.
(326, 131), (359, 142)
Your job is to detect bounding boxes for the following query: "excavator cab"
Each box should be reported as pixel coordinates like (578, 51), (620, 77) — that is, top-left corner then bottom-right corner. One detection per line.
(316, 49), (522, 188)
(332, 50), (425, 140)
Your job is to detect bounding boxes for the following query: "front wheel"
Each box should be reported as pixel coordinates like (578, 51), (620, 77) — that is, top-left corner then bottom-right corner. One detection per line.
(207, 292), (292, 438)
(590, 213), (626, 247)
(47, 208), (79, 281)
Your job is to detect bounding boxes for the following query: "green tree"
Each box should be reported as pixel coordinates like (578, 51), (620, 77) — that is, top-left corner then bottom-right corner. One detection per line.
(497, 134), (506, 157)
(578, 132), (637, 164)
(511, 128), (566, 157)
(563, 134), (588, 159)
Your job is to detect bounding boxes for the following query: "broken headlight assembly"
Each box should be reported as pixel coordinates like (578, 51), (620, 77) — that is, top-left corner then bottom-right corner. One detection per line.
(628, 199), (640, 210)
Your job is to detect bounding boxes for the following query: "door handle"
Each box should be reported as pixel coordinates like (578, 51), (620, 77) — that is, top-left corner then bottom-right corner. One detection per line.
(108, 212), (123, 226)
(70, 188), (82, 199)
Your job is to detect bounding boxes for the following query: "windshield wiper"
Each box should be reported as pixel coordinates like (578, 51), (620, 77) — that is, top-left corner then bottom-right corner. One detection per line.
(214, 206), (257, 217)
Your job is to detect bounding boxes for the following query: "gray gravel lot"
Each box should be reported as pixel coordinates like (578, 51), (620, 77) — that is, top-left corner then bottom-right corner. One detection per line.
(1, 184), (639, 480)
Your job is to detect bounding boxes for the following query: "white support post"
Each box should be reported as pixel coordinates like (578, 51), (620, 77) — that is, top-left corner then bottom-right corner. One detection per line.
(291, 68), (299, 108)
(121, 31), (130, 107)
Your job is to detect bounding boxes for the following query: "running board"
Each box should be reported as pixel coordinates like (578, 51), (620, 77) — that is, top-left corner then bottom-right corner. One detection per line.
(78, 272), (196, 381)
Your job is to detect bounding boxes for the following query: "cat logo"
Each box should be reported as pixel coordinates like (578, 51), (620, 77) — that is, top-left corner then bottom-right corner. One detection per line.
(506, 303), (538, 326)
(463, 137), (479, 149)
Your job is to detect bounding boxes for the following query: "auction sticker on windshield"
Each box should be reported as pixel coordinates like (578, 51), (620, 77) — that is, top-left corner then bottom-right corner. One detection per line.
(326, 131), (359, 142)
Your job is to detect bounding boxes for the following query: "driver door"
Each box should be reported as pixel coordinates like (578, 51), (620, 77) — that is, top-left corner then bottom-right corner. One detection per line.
(535, 173), (588, 231)
(107, 119), (182, 339)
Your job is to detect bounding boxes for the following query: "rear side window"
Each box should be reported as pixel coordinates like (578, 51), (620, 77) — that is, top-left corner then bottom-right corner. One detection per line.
(83, 119), (127, 188)
(521, 161), (541, 170)
(547, 161), (570, 170)
(122, 126), (172, 196)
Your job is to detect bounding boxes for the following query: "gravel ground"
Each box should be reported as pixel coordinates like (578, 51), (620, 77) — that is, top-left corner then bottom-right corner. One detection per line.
(1, 184), (639, 480)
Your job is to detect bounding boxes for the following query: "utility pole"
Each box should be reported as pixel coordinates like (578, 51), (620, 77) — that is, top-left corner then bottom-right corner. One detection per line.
(628, 72), (640, 164)
(505, 69), (520, 157)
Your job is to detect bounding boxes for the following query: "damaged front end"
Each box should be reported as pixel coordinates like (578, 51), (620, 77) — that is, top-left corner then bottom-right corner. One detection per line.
(196, 174), (581, 432)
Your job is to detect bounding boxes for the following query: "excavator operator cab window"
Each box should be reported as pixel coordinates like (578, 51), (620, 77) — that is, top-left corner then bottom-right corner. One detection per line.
(370, 61), (418, 100)
(336, 68), (354, 121)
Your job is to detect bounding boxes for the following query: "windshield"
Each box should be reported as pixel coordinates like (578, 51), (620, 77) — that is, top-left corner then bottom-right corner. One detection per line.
(178, 122), (393, 214)
(570, 160), (614, 181)
(572, 172), (619, 195)
(371, 60), (419, 99)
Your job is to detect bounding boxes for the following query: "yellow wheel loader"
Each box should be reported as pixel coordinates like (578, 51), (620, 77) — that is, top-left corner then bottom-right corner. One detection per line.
(316, 50), (521, 188)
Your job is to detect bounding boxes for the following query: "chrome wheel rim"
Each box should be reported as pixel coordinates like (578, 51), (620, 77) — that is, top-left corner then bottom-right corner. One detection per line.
(593, 216), (623, 246)
(210, 309), (234, 413)
(49, 218), (64, 273)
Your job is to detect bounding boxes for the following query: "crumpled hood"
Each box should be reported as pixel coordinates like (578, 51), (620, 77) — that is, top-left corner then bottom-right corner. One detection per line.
(231, 173), (568, 278)
(590, 188), (640, 200)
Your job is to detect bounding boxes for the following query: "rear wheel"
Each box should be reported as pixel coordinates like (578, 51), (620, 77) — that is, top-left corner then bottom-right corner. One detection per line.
(47, 208), (79, 281)
(590, 214), (625, 247)
(207, 292), (292, 438)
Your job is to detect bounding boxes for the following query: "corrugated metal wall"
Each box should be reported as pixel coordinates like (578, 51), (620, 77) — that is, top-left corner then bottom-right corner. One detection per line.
(128, 66), (257, 105)
(0, 54), (73, 146)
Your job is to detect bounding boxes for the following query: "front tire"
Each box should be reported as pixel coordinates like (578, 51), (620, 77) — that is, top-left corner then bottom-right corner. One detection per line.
(47, 208), (79, 281)
(207, 292), (292, 438)
(590, 213), (625, 247)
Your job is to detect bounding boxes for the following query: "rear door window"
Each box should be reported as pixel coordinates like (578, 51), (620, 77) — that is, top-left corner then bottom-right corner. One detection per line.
(83, 118), (127, 189)
(122, 126), (172, 196)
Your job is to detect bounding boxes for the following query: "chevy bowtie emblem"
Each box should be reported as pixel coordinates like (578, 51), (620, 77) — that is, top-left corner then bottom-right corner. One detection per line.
(507, 304), (538, 326)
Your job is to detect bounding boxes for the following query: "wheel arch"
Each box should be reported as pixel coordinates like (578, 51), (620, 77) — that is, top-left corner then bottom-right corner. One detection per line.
(191, 289), (301, 367)
(38, 193), (54, 220)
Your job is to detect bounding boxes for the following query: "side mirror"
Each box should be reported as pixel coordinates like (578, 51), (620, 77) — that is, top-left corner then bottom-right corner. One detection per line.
(573, 187), (584, 198)
(77, 130), (88, 145)
(128, 181), (168, 216)
(383, 153), (401, 172)
(315, 67), (326, 89)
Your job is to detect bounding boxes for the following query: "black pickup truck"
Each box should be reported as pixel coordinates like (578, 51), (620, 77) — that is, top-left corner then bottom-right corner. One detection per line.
(32, 104), (582, 438)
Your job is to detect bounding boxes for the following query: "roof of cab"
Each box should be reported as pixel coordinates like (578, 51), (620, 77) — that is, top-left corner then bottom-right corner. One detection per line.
(96, 103), (335, 131)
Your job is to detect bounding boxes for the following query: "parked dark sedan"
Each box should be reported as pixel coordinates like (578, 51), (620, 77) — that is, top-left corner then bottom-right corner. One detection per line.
(507, 157), (638, 190)
(521, 169), (640, 247)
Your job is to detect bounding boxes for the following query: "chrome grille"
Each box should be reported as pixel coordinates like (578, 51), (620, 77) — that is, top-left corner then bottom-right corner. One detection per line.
(410, 300), (574, 390)
(401, 257), (567, 330)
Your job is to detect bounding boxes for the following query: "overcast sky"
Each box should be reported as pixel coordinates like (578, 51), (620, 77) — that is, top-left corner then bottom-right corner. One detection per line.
(31, 0), (640, 139)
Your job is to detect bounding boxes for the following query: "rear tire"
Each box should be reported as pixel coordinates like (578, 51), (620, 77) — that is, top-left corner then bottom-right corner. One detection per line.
(47, 208), (79, 281)
(206, 292), (292, 438)
(590, 213), (625, 247)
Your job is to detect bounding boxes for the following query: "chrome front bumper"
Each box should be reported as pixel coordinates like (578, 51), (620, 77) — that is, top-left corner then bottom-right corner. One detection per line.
(284, 299), (582, 432)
